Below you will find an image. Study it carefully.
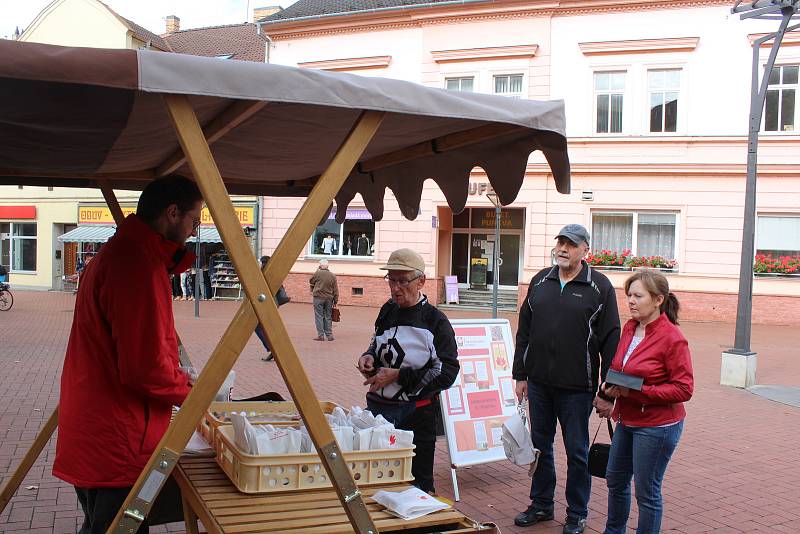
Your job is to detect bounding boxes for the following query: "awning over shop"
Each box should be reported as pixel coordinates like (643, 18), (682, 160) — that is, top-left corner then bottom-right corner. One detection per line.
(58, 226), (222, 243)
(194, 227), (222, 243)
(58, 226), (115, 243)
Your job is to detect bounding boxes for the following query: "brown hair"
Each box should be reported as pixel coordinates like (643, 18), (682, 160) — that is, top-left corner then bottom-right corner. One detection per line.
(624, 269), (680, 325)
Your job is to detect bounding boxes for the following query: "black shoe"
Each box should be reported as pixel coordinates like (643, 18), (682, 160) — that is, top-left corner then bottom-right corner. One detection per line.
(261, 352), (274, 362)
(562, 516), (586, 534)
(514, 506), (554, 527)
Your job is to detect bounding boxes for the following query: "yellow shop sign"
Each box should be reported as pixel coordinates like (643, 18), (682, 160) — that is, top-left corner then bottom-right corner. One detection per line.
(78, 205), (255, 227)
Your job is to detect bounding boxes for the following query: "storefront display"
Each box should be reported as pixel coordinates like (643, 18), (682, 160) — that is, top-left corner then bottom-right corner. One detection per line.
(210, 252), (242, 300)
(310, 208), (375, 257)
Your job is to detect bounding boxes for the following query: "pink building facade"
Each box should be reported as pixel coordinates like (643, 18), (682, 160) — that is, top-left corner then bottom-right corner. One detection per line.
(258, 0), (800, 324)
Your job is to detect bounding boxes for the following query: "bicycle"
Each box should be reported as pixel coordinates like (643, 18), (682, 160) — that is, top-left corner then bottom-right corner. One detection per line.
(0, 283), (13, 311)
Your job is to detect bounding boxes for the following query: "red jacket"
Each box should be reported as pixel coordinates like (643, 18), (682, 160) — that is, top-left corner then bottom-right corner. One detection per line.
(609, 313), (693, 427)
(54, 215), (193, 488)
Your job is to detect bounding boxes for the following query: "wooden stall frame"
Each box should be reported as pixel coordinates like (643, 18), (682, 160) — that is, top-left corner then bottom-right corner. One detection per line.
(108, 97), (385, 534)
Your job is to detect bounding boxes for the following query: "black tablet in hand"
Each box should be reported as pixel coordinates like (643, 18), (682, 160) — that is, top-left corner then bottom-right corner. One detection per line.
(605, 369), (644, 391)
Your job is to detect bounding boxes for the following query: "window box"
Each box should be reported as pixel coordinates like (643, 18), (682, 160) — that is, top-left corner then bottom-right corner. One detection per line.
(753, 253), (800, 275)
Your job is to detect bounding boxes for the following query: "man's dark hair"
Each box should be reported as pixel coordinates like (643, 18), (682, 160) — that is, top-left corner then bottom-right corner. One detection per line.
(136, 175), (203, 224)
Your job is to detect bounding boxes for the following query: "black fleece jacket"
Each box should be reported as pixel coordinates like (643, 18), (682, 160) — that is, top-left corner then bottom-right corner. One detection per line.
(512, 263), (620, 395)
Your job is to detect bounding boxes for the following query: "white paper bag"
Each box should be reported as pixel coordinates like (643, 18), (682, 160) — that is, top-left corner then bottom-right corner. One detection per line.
(372, 487), (449, 520)
(501, 404), (540, 473)
(255, 425), (302, 455)
(370, 425), (414, 449)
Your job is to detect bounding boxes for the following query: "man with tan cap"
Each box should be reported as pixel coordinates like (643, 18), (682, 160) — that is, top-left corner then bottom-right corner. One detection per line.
(309, 258), (338, 341)
(357, 248), (459, 493)
(512, 224), (620, 534)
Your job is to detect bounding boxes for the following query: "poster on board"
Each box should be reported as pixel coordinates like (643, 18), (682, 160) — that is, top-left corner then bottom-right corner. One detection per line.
(441, 318), (518, 476)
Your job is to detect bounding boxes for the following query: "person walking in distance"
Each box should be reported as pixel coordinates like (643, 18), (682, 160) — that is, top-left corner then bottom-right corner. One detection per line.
(310, 258), (338, 341)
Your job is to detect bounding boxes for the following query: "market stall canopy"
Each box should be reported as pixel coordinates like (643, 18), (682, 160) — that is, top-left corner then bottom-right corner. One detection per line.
(0, 40), (570, 222)
(58, 225), (222, 243)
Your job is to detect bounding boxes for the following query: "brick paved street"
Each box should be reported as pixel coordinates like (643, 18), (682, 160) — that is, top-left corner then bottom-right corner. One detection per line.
(1, 290), (798, 533)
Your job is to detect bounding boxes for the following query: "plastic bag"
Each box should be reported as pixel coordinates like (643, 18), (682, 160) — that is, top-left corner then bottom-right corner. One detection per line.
(501, 402), (540, 476)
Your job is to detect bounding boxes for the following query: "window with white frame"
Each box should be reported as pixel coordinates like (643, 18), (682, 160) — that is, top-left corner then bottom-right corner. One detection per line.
(595, 71), (625, 134)
(309, 208), (375, 258)
(0, 222), (37, 272)
(592, 212), (677, 259)
(764, 65), (797, 132)
(493, 74), (524, 98)
(648, 69), (680, 133)
(757, 216), (800, 257)
(445, 77), (474, 92)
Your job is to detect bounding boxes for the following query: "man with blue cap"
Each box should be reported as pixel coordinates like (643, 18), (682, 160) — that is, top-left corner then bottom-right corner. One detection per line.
(512, 224), (620, 534)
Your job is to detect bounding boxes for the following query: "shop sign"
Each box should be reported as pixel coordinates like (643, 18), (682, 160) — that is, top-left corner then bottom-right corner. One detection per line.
(78, 206), (136, 224)
(470, 208), (524, 230)
(0, 206), (37, 219)
(468, 182), (494, 196)
(79, 205), (255, 227)
(199, 206), (255, 227)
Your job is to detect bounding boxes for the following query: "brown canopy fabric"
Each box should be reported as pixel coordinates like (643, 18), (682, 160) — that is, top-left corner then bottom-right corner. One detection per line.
(0, 40), (570, 221)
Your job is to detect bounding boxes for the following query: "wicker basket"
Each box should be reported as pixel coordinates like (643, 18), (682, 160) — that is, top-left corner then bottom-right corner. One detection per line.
(199, 400), (340, 445)
(214, 425), (414, 493)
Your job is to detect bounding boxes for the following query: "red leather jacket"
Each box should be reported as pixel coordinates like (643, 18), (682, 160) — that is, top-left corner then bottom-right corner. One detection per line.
(609, 313), (693, 427)
(54, 215), (193, 487)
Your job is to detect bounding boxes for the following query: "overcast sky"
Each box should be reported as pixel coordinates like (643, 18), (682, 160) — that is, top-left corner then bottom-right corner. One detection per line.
(0, 0), (295, 40)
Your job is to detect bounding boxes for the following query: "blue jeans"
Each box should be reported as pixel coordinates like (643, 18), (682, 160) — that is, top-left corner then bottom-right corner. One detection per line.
(527, 382), (595, 520)
(604, 421), (684, 534)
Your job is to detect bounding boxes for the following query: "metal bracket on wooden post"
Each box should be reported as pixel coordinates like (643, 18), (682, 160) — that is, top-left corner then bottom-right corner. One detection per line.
(115, 448), (180, 533)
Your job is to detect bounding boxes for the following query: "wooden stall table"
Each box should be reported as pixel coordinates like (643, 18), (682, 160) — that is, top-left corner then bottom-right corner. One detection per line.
(175, 455), (495, 534)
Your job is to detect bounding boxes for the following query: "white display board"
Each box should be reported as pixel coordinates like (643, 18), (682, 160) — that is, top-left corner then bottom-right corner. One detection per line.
(441, 318), (518, 499)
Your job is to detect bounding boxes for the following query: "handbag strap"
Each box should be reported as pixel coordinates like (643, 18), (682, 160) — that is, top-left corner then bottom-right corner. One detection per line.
(591, 418), (615, 446)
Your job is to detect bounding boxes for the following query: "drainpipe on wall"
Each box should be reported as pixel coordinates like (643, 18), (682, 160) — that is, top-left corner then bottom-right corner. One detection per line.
(255, 22), (271, 64)
(254, 23), (269, 261)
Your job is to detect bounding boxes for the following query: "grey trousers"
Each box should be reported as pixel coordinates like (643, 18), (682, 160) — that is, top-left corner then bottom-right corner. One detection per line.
(313, 297), (333, 337)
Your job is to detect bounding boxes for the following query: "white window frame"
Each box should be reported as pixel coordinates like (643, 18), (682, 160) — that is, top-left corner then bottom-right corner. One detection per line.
(755, 213), (800, 257)
(444, 76), (475, 92)
(0, 221), (38, 274)
(593, 70), (627, 134)
(591, 211), (679, 262)
(492, 73), (525, 99)
(645, 67), (682, 134)
(762, 64), (798, 133)
(306, 210), (377, 260)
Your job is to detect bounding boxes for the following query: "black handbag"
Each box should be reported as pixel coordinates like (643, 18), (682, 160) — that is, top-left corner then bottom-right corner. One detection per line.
(276, 286), (290, 306)
(588, 419), (615, 478)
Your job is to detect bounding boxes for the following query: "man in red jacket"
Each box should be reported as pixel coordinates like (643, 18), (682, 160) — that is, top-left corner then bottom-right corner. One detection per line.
(54, 175), (203, 533)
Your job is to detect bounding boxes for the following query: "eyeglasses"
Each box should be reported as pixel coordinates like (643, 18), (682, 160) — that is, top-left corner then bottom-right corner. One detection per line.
(384, 274), (421, 287)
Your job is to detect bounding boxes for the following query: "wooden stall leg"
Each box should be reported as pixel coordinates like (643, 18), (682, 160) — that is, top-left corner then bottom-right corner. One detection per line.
(106, 98), (383, 534)
(181, 493), (201, 534)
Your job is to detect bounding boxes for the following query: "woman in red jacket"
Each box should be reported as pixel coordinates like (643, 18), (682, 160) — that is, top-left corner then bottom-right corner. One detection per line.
(601, 270), (693, 534)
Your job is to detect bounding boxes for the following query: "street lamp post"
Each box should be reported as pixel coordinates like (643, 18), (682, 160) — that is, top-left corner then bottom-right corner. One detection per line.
(486, 192), (501, 319)
(724, 0), (799, 387)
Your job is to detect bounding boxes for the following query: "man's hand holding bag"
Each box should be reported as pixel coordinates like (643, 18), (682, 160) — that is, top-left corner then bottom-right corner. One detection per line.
(501, 401), (540, 477)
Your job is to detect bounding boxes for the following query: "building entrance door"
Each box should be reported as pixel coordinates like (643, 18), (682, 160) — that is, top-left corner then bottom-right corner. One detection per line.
(498, 234), (520, 286)
(449, 207), (525, 289)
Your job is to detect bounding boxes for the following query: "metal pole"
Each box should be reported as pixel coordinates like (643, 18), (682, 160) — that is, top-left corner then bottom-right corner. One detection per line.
(194, 231), (201, 317)
(732, 10), (794, 353)
(492, 204), (500, 319)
